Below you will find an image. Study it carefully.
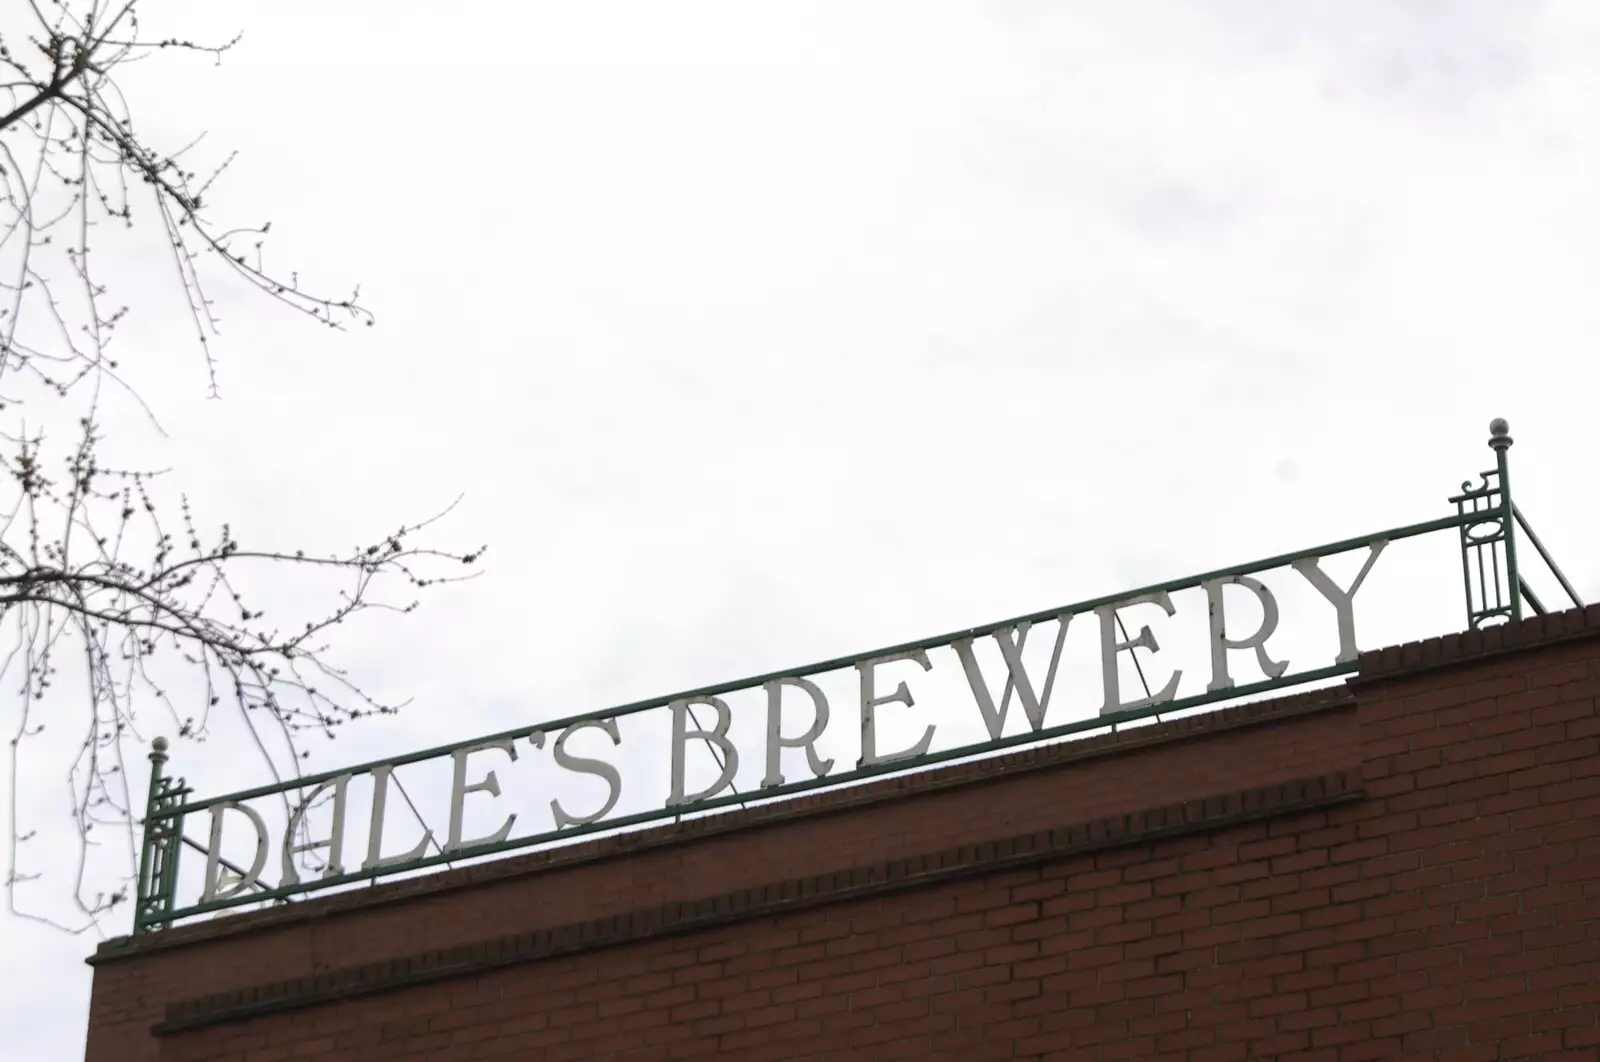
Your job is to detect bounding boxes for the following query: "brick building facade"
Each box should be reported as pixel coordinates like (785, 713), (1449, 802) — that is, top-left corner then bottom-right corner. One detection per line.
(84, 605), (1600, 1061)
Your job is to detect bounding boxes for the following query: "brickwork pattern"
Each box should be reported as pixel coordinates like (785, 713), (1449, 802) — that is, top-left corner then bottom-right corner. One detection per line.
(154, 771), (1360, 1034)
(86, 693), (1356, 1062)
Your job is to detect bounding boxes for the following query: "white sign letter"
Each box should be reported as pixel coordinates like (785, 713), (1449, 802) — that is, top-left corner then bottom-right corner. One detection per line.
(280, 774), (352, 887)
(1203, 576), (1289, 693)
(857, 650), (935, 767)
(199, 802), (269, 903)
(1292, 540), (1387, 663)
(667, 697), (740, 807)
(444, 739), (520, 853)
(1097, 592), (1183, 714)
(953, 615), (1072, 740)
(762, 676), (834, 788)
(362, 763), (433, 871)
(551, 718), (623, 827)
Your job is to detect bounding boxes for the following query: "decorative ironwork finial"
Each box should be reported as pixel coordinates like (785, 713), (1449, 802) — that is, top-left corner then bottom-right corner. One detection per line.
(134, 734), (185, 933)
(1489, 418), (1512, 450)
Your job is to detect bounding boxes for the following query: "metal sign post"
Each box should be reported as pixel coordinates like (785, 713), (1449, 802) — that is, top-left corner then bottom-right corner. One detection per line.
(132, 421), (1582, 934)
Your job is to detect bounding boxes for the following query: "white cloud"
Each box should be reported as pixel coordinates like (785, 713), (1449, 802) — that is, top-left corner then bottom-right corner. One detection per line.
(4, 3), (1599, 1058)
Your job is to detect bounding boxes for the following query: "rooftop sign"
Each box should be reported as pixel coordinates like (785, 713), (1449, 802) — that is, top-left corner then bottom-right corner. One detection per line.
(133, 421), (1581, 933)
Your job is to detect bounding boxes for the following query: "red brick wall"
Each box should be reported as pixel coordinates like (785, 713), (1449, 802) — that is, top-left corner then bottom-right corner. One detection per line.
(83, 608), (1600, 1062)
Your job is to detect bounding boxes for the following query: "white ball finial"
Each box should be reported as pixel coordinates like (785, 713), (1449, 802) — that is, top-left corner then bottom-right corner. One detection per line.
(1488, 417), (1513, 451)
(151, 736), (169, 753)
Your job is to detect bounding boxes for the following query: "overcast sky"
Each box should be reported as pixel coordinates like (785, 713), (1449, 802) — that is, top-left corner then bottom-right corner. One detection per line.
(6, 2), (1600, 1058)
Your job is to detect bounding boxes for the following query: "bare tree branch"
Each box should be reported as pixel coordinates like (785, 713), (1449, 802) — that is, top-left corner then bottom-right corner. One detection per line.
(0, 1), (480, 932)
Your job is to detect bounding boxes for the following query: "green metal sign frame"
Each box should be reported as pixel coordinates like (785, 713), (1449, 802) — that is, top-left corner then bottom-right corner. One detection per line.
(132, 420), (1582, 934)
